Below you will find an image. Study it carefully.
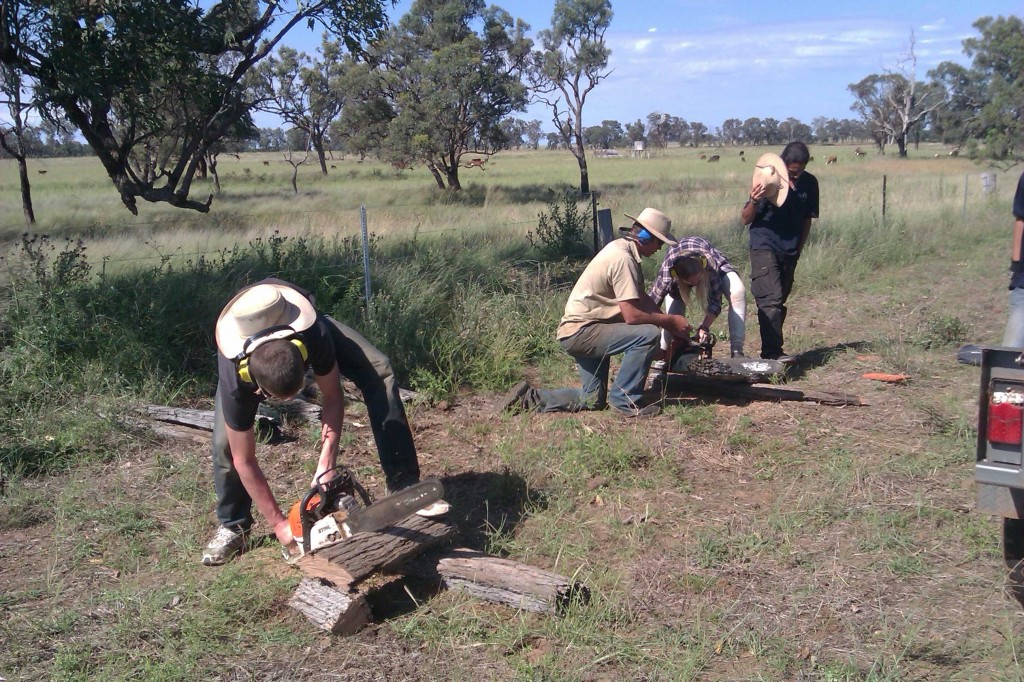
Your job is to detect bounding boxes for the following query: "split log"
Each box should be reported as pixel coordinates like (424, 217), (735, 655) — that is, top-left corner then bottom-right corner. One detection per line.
(296, 513), (455, 590)
(289, 577), (371, 635)
(671, 376), (866, 406)
(401, 548), (590, 615)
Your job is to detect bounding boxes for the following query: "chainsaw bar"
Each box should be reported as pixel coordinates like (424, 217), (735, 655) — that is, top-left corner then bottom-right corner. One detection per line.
(341, 479), (445, 537)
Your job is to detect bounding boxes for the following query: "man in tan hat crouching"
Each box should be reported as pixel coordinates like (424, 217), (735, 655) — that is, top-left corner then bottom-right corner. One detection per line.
(502, 208), (693, 418)
(203, 278), (442, 565)
(742, 141), (819, 361)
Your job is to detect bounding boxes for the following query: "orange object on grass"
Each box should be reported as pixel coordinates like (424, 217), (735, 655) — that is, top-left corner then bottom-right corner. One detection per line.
(861, 372), (910, 383)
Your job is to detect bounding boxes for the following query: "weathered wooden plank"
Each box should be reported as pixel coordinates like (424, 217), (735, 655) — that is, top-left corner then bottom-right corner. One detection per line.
(288, 577), (371, 635)
(146, 405), (216, 430)
(670, 376), (866, 406)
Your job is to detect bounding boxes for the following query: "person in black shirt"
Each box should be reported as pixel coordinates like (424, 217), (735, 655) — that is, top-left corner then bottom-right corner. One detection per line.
(741, 141), (819, 361)
(202, 279), (431, 565)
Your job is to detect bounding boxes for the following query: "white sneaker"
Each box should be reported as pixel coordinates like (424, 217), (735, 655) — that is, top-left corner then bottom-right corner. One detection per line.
(416, 500), (451, 517)
(201, 526), (250, 566)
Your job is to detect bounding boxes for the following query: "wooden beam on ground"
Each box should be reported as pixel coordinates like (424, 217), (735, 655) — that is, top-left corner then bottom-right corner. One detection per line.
(288, 577), (371, 635)
(670, 375), (867, 407)
(296, 513), (455, 590)
(146, 405), (216, 430)
(401, 547), (590, 615)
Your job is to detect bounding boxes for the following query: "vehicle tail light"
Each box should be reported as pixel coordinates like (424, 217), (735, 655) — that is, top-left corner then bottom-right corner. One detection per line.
(990, 390), (1024, 445)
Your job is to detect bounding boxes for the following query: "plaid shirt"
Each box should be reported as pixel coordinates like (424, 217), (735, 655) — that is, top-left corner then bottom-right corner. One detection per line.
(647, 237), (736, 316)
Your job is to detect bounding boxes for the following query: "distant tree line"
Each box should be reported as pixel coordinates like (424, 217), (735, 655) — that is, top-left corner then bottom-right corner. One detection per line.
(1, 0), (1021, 220)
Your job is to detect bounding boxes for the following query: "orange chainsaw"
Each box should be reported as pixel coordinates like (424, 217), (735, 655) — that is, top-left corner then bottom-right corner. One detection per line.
(287, 465), (445, 555)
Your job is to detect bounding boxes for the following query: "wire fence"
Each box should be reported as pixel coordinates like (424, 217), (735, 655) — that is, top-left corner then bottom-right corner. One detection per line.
(0, 168), (1010, 278)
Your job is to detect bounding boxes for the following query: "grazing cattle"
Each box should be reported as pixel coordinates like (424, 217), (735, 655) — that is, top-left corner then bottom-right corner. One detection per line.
(826, 155), (837, 165)
(462, 158), (487, 170)
(854, 148), (866, 157)
(738, 150), (745, 156)
(698, 153), (707, 160)
(37, 169), (47, 174)
(707, 155), (720, 163)
(262, 160), (270, 166)
(949, 149), (959, 157)
(330, 165), (337, 169)
(391, 161), (411, 171)
(809, 156), (814, 162)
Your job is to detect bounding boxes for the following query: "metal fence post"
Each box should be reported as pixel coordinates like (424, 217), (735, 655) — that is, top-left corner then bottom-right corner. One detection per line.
(360, 205), (372, 316)
(882, 174), (887, 223)
(962, 174), (969, 223)
(597, 209), (613, 250)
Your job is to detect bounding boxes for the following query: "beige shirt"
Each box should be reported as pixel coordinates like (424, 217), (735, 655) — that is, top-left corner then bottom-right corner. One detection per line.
(557, 239), (645, 339)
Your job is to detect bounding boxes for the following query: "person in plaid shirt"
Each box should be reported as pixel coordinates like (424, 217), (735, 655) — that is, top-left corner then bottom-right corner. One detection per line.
(648, 237), (747, 359)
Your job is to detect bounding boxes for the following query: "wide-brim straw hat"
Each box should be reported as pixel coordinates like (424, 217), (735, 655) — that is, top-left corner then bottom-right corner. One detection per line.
(622, 207), (678, 245)
(216, 283), (317, 359)
(752, 153), (790, 207)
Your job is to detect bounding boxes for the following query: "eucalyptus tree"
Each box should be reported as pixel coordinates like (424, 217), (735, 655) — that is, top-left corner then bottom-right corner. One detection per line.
(529, 0), (612, 196)
(848, 34), (944, 157)
(368, 0), (532, 191)
(0, 0), (388, 214)
(930, 15), (1024, 166)
(252, 39), (355, 175)
(0, 63), (36, 224)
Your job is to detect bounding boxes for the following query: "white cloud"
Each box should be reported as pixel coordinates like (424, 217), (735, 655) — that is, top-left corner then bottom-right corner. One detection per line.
(633, 38), (655, 51)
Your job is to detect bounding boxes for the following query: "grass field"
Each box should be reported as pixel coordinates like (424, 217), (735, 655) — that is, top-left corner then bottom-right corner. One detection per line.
(1, 143), (1022, 681)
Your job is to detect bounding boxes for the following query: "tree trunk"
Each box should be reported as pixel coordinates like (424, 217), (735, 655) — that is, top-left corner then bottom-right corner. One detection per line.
(291, 165), (299, 193)
(427, 162), (447, 190)
(445, 165), (462, 192)
(313, 136), (328, 175)
(575, 147), (590, 196)
(17, 156), (35, 225)
(296, 514), (455, 590)
(896, 136), (908, 158)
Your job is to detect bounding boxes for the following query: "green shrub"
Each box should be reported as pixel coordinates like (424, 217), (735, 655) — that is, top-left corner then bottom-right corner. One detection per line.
(527, 190), (591, 259)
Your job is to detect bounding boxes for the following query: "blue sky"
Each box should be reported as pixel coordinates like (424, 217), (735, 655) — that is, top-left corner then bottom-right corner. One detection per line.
(355, 0), (1017, 132)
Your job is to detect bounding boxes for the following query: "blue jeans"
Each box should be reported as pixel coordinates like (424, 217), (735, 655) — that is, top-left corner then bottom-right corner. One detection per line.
(1004, 288), (1024, 348)
(535, 322), (661, 413)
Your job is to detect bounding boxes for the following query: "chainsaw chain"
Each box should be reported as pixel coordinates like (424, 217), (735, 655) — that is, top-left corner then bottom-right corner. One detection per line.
(683, 356), (733, 377)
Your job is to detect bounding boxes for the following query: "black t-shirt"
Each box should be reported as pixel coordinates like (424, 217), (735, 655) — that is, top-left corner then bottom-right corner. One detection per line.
(217, 282), (336, 431)
(748, 171), (820, 255)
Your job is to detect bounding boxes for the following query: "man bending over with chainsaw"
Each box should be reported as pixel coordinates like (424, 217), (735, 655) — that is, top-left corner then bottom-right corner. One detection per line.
(204, 278), (443, 566)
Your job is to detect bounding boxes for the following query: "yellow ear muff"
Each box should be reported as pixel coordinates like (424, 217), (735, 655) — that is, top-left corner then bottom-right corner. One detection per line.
(291, 338), (308, 361)
(237, 337), (307, 385)
(238, 358), (253, 384)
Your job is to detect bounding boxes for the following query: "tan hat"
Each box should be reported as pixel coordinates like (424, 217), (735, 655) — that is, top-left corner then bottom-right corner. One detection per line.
(752, 153), (790, 207)
(215, 283), (317, 359)
(622, 207), (677, 245)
